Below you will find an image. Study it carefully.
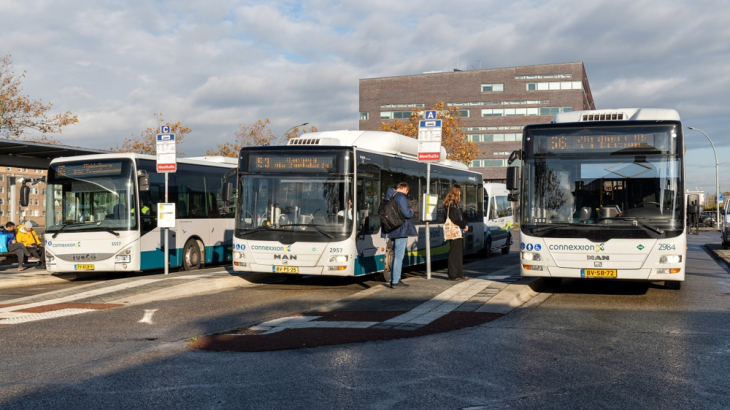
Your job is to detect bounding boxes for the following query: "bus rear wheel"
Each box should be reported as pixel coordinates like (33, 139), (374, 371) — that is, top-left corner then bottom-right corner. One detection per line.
(501, 234), (511, 255)
(483, 237), (492, 258)
(183, 239), (202, 271)
(665, 280), (681, 290)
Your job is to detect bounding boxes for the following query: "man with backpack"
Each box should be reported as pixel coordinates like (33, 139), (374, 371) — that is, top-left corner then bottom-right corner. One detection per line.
(381, 182), (417, 288)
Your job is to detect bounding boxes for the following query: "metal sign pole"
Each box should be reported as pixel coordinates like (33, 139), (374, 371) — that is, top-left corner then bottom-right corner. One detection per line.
(164, 171), (169, 275)
(426, 162), (431, 280)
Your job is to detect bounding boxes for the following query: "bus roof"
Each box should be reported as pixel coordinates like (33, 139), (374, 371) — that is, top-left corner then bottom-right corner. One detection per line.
(553, 108), (681, 123)
(287, 130), (469, 170)
(48, 153), (237, 167)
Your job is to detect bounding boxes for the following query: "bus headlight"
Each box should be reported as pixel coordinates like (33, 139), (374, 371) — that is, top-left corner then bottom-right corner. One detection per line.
(659, 255), (682, 264)
(329, 255), (348, 263)
(521, 252), (541, 261)
(46, 254), (56, 265)
(233, 251), (245, 259)
(656, 268), (681, 274)
(523, 264), (544, 271)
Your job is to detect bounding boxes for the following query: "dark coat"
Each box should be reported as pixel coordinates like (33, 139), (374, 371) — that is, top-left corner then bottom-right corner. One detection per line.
(381, 188), (418, 238)
(446, 203), (467, 230)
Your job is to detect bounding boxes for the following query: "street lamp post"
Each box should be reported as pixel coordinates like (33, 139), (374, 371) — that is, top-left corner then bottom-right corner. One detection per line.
(688, 127), (720, 230)
(274, 122), (309, 145)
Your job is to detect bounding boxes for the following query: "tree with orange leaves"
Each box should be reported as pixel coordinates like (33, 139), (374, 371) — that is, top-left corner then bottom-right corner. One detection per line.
(113, 113), (190, 156)
(206, 119), (318, 157)
(378, 102), (481, 164)
(0, 54), (78, 141)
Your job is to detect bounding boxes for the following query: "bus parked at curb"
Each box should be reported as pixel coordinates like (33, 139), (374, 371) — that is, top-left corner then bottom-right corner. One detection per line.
(44, 154), (237, 273)
(483, 183), (514, 257)
(231, 130), (485, 279)
(507, 108), (686, 290)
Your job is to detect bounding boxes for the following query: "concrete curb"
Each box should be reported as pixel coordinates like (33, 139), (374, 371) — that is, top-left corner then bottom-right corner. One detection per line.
(476, 277), (545, 314)
(704, 244), (730, 270)
(0, 272), (96, 290)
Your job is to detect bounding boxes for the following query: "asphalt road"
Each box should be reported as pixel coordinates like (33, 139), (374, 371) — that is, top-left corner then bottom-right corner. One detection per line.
(1, 232), (729, 409)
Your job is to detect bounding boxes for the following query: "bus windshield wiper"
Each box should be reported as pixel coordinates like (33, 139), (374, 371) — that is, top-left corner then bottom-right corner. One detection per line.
(530, 223), (608, 234)
(238, 226), (276, 235)
(283, 223), (335, 239)
(598, 217), (665, 234)
(51, 223), (86, 238)
(96, 226), (120, 237)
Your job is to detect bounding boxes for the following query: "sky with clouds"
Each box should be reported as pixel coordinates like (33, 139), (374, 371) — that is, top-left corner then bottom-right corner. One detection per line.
(1, 0), (729, 193)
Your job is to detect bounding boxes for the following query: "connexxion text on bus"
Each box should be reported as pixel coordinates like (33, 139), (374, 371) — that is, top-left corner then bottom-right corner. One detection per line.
(231, 130), (485, 277)
(506, 108), (686, 290)
(44, 153), (237, 273)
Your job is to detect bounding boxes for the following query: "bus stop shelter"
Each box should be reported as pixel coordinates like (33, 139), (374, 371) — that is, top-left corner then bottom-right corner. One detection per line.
(0, 138), (109, 227)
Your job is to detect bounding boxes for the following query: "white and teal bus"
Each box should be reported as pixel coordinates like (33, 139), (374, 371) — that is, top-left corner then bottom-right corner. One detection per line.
(231, 130), (485, 278)
(44, 154), (237, 273)
(508, 108), (686, 289)
(483, 183), (514, 257)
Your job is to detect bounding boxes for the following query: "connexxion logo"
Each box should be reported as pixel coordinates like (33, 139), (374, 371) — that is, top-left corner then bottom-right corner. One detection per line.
(251, 245), (291, 252)
(549, 243), (605, 253)
(46, 241), (81, 248)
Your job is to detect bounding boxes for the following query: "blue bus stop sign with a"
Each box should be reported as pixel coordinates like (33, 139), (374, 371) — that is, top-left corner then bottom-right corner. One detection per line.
(424, 110), (437, 120)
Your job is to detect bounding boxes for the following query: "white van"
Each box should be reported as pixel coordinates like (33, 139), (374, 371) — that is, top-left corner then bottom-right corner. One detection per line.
(722, 200), (730, 249)
(483, 183), (514, 257)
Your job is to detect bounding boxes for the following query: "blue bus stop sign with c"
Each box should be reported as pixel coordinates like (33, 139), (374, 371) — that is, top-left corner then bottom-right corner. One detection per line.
(424, 110), (437, 120)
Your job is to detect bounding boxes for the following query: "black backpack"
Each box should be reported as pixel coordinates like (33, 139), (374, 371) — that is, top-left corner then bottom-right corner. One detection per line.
(378, 192), (405, 233)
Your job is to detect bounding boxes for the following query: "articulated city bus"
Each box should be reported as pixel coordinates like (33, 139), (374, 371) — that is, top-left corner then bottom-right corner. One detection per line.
(508, 108), (686, 289)
(44, 154), (237, 273)
(231, 131), (485, 278)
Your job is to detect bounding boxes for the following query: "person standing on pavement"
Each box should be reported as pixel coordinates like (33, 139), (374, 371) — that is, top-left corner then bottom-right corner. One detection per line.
(1, 222), (36, 272)
(382, 182), (417, 288)
(443, 185), (468, 281)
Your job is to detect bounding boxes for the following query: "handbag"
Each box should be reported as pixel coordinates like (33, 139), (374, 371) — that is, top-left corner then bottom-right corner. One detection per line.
(444, 205), (462, 240)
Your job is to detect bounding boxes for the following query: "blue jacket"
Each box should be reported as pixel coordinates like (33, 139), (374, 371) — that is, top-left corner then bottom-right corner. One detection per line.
(0, 227), (14, 246)
(381, 188), (418, 239)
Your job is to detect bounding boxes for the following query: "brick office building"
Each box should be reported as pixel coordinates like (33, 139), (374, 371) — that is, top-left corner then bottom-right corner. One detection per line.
(359, 62), (596, 181)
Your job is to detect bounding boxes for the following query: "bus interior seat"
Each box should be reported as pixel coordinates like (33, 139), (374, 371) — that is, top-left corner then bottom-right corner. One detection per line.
(579, 207), (592, 222)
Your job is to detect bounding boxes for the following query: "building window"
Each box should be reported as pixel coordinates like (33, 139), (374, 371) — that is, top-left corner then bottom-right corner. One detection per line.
(0, 199), (3, 205)
(527, 81), (582, 91)
(481, 83), (504, 92)
(481, 107), (572, 117)
(42, 188), (47, 196)
(360, 112), (369, 120)
(380, 111), (414, 120)
(0, 187), (3, 193)
(469, 134), (522, 142)
(456, 109), (469, 118)
(0, 175), (3, 181)
(380, 103), (425, 108)
(516, 74), (572, 79)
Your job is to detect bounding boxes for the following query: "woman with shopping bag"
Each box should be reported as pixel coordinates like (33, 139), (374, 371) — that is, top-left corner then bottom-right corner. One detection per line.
(443, 185), (468, 281)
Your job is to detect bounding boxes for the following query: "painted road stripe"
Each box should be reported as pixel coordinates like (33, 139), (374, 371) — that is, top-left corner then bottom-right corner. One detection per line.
(0, 279), (163, 316)
(0, 308), (97, 325)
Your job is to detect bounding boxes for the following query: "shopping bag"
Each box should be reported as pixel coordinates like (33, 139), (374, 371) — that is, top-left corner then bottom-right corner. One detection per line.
(444, 207), (462, 240)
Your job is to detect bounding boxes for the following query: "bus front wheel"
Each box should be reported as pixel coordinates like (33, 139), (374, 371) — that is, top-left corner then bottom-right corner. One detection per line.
(483, 237), (492, 258)
(665, 280), (681, 290)
(183, 239), (202, 271)
(501, 233), (511, 255)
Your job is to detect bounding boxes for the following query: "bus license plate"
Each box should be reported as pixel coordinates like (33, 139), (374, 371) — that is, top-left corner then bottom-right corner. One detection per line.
(275, 266), (299, 274)
(74, 264), (95, 271)
(582, 269), (616, 278)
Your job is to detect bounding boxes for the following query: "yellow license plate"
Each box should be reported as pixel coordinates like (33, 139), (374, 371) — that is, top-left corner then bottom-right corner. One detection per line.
(275, 266), (299, 274)
(582, 269), (616, 278)
(74, 264), (95, 271)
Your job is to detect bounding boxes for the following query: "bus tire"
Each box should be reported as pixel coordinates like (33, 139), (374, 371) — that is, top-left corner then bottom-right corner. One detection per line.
(665, 280), (681, 290)
(501, 234), (511, 255)
(543, 278), (562, 288)
(183, 239), (202, 271)
(723, 241), (730, 250)
(483, 237), (492, 258)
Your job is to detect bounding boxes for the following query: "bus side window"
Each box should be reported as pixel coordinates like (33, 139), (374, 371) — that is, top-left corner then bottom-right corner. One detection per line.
(484, 194), (490, 218)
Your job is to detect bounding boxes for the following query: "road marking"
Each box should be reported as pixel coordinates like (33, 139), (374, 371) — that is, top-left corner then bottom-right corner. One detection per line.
(0, 279), (163, 315)
(138, 309), (158, 324)
(0, 308), (96, 325)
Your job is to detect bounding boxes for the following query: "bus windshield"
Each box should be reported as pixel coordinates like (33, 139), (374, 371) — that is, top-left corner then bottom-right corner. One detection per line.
(46, 159), (137, 233)
(236, 174), (354, 242)
(522, 154), (684, 239)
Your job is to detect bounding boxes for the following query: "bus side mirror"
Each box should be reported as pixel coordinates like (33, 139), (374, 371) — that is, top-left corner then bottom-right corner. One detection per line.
(137, 170), (150, 192)
(506, 167), (520, 191)
(222, 182), (233, 203)
(19, 184), (30, 207)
